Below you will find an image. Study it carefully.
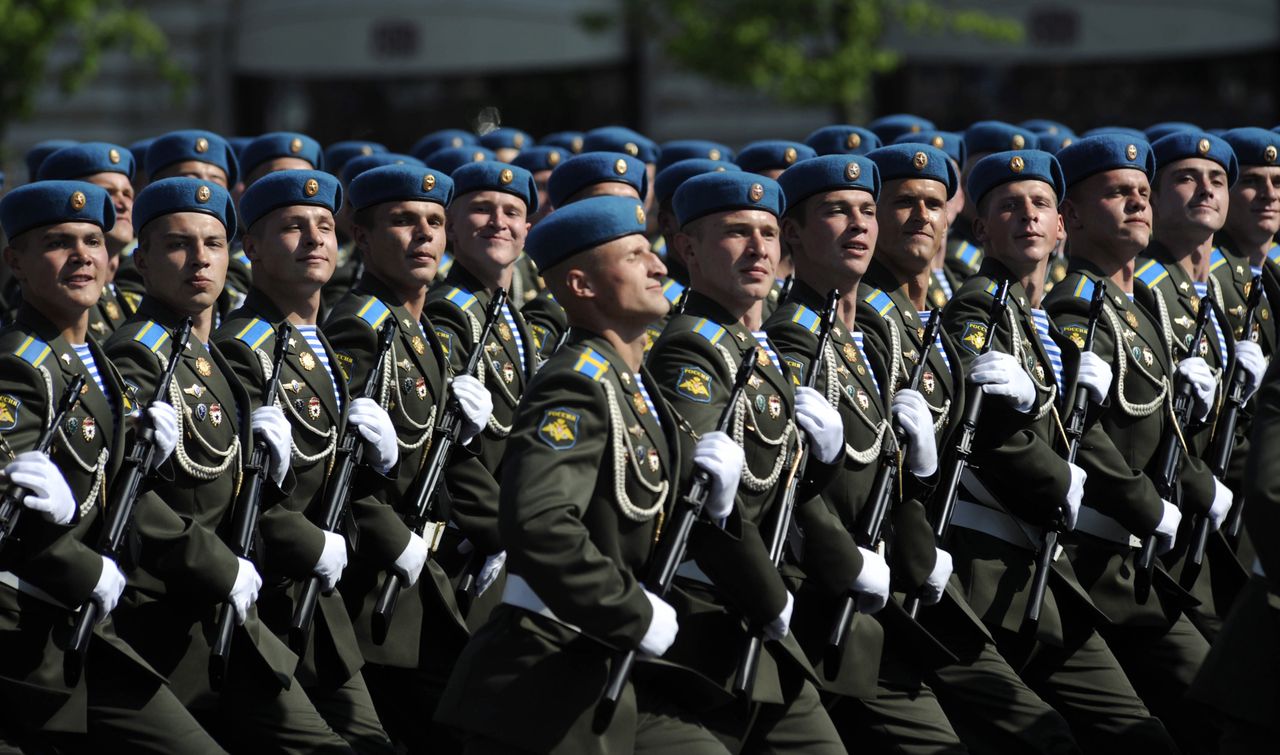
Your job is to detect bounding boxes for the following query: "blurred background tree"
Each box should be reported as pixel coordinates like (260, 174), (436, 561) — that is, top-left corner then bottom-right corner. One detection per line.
(589, 0), (1023, 122)
(0, 0), (187, 149)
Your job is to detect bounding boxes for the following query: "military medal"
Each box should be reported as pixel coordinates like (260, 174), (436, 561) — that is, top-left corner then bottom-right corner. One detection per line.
(183, 384), (205, 399)
(647, 448), (660, 473)
(398, 358), (412, 371)
(1198, 339), (1209, 357)
(843, 343), (858, 364)
(1174, 315), (1194, 329)
(903, 348), (918, 362)
(1124, 311), (1139, 328)
(194, 357), (212, 377)
(411, 336), (426, 355)
(295, 398), (307, 415)
(748, 374), (762, 389)
(628, 423), (644, 439)
(1131, 346), (1144, 363)
(931, 290), (946, 308)
(416, 378), (427, 400)
(297, 352), (315, 371)
(1122, 328), (1136, 342)
(195, 403), (208, 422)
(855, 363), (866, 376)
(632, 391), (648, 415)
(498, 323), (513, 342)
(1263, 309), (1271, 321)
(767, 394), (782, 419)
(105, 301), (121, 320)
(1033, 363), (1045, 381)
(856, 389), (870, 410)
(756, 348), (769, 368)
(67, 417), (79, 434)
(922, 371), (935, 395)
(209, 403), (222, 426)
(78, 416), (94, 442)
(1189, 296), (1200, 314)
(502, 362), (515, 384)
(308, 397), (321, 419)
(1142, 348), (1154, 367)
(755, 394), (766, 413)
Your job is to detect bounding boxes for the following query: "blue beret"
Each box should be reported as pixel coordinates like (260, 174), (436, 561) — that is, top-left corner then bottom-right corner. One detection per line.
(1208, 128), (1230, 138)
(654, 159), (741, 205)
(128, 138), (155, 172)
(240, 132), (324, 177)
(582, 126), (659, 163)
(1082, 126), (1146, 141)
(674, 171), (784, 228)
(37, 142), (135, 181)
(348, 165), (454, 212)
(239, 170), (342, 230)
(411, 130), (477, 160)
(145, 130), (239, 186)
(525, 195), (649, 272)
(227, 136), (253, 162)
(548, 152), (647, 209)
(133, 177), (237, 237)
(894, 130), (967, 168)
(1036, 131), (1079, 155)
(777, 155), (879, 211)
(1151, 131), (1239, 185)
(340, 153), (425, 187)
(657, 140), (735, 172)
(512, 146), (569, 173)
(1020, 119), (1072, 136)
(735, 141), (817, 174)
(0, 181), (115, 240)
(540, 131), (584, 154)
(479, 128), (534, 152)
(323, 141), (389, 176)
(451, 161), (538, 214)
(866, 145), (957, 199)
(869, 114), (936, 143)
(25, 140), (77, 182)
(1220, 128), (1280, 168)
(804, 126), (881, 156)
(426, 146), (495, 175)
(1145, 122), (1199, 143)
(1056, 135), (1155, 188)
(966, 151), (1065, 208)
(964, 121), (1039, 156)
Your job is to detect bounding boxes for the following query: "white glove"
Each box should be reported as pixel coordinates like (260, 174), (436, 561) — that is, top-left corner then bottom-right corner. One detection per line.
(1176, 357), (1215, 422)
(1209, 478), (1233, 532)
(921, 548), (953, 607)
(147, 402), (178, 468)
(4, 451), (76, 525)
(1155, 499), (1182, 555)
(451, 374), (492, 445)
(251, 405), (291, 486)
(1233, 340), (1266, 402)
(228, 557), (262, 625)
(851, 547), (890, 614)
(693, 431), (743, 521)
(891, 389), (937, 477)
(764, 591), (795, 641)
(1063, 462), (1086, 532)
(970, 351), (1036, 412)
(91, 556), (126, 620)
(393, 532), (429, 587)
(347, 397), (398, 473)
(639, 589), (679, 657)
(1076, 351), (1113, 404)
(314, 531), (348, 592)
(794, 386), (843, 464)
(475, 550), (507, 597)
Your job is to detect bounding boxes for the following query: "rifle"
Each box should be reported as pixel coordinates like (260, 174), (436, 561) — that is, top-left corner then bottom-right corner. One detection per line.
(1135, 301), (1211, 601)
(370, 288), (507, 645)
(287, 318), (397, 653)
(0, 376), (87, 549)
(1215, 275), (1263, 542)
(1023, 283), (1106, 630)
(64, 318), (191, 683)
(829, 307), (942, 658)
(733, 288), (839, 697)
(907, 279), (1011, 618)
(594, 347), (757, 727)
(209, 323), (291, 690)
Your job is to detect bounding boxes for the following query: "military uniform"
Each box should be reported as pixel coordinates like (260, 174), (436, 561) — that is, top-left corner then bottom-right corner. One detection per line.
(216, 289), (393, 753)
(87, 283), (131, 339)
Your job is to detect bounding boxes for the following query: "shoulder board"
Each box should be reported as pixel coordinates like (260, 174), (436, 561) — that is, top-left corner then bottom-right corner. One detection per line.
(1209, 248), (1229, 273)
(356, 297), (391, 329)
(442, 287), (478, 313)
(438, 252), (455, 278)
(789, 303), (821, 334)
(1134, 258), (1169, 288)
(862, 287), (896, 316)
(572, 348), (610, 381)
(234, 317), (273, 349)
(954, 241), (981, 268)
(232, 250), (252, 269)
(1267, 242), (1280, 264)
(661, 278), (685, 305)
(652, 236), (667, 255)
(1069, 276), (1096, 302)
(982, 280), (1001, 296)
(690, 318), (727, 345)
(132, 321), (171, 353)
(14, 335), (52, 368)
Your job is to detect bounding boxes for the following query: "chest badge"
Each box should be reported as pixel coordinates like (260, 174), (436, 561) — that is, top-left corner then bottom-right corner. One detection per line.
(105, 301), (122, 320)
(1124, 311), (1139, 329)
(308, 396), (322, 419)
(922, 371), (936, 395)
(632, 391), (648, 415)
(299, 352), (316, 371)
(194, 357), (212, 377)
(767, 394), (782, 419)
(183, 383), (205, 399)
(843, 343), (859, 364)
(502, 362), (516, 384)
(209, 403), (223, 427)
(411, 336), (426, 355)
(416, 378), (428, 400)
(498, 323), (513, 342)
(647, 448), (660, 473)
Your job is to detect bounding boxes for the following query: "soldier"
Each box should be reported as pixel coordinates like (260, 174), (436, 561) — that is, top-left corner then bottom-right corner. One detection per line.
(324, 164), (494, 752)
(36, 142), (140, 337)
(511, 145), (569, 226)
(0, 181), (226, 753)
(656, 140), (735, 172)
(647, 170), (846, 753)
(104, 177), (354, 752)
(1047, 134), (1225, 751)
(735, 140), (817, 180)
(804, 125), (882, 157)
(410, 131), (477, 162)
(437, 195), (733, 754)
(948, 122), (1040, 283)
(539, 131), (584, 155)
(479, 127), (533, 163)
(581, 126), (660, 219)
(425, 147), (495, 176)
(23, 140), (78, 182)
(239, 132), (325, 187)
(652, 157), (741, 288)
(941, 151), (1177, 750)
(1217, 127), (1280, 353)
(215, 170), (397, 752)
(869, 114), (936, 144)
(894, 130), (969, 304)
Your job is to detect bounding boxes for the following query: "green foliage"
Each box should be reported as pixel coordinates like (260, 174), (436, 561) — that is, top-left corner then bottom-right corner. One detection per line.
(612, 0), (1021, 117)
(0, 0), (187, 141)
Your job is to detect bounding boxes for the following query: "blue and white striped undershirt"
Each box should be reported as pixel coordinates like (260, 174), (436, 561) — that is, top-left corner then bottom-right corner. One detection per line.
(849, 331), (880, 397)
(295, 325), (342, 409)
(500, 303), (526, 375)
(70, 343), (108, 399)
(1192, 282), (1230, 366)
(633, 373), (659, 417)
(752, 331), (782, 371)
(1030, 308), (1064, 391)
(932, 269), (953, 299)
(916, 310), (952, 373)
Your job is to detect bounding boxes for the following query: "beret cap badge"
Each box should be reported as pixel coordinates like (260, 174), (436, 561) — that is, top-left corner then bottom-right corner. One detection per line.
(912, 151), (929, 170)
(1266, 145), (1278, 164)
(473, 151), (486, 162)
(845, 161), (861, 180)
(499, 168), (514, 185)
(513, 133), (525, 148)
(423, 173), (436, 191)
(624, 142), (639, 156)
(361, 145), (374, 156)
(708, 148), (722, 160)
(1011, 134), (1026, 149)
(70, 191), (87, 211)
(846, 133), (862, 149)
(749, 182), (765, 202)
(194, 137), (209, 154)
(548, 150), (562, 167)
(614, 158), (628, 175)
(289, 138), (303, 154)
(1010, 155), (1025, 173)
(303, 178), (320, 197)
(635, 205), (646, 225)
(932, 136), (945, 149)
(108, 149), (121, 164)
(784, 147), (798, 164)
(196, 185), (212, 203)
(1126, 144), (1138, 161)
(1198, 138), (1211, 155)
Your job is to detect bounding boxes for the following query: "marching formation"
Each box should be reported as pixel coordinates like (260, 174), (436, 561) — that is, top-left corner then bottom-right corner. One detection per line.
(0, 117), (1278, 754)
